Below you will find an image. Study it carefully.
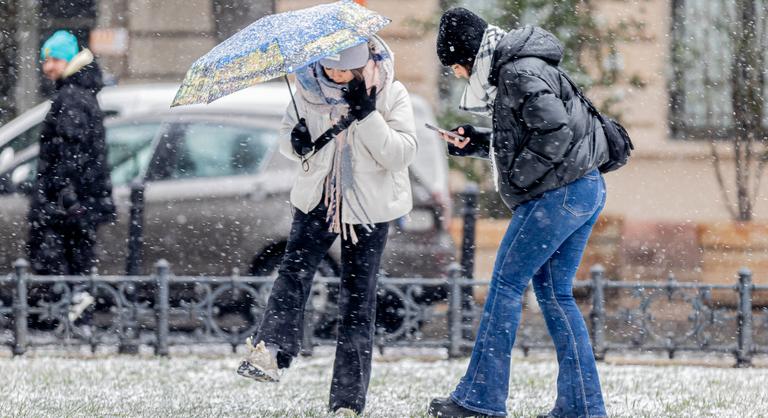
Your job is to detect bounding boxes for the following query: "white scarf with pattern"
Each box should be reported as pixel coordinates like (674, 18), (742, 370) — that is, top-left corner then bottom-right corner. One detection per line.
(459, 25), (507, 191)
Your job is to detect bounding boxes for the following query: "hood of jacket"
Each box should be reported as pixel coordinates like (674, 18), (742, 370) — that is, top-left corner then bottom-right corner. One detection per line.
(489, 25), (563, 86)
(56, 49), (104, 95)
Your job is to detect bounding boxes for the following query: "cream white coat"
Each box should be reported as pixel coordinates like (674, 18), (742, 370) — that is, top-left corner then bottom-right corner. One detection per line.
(278, 78), (418, 224)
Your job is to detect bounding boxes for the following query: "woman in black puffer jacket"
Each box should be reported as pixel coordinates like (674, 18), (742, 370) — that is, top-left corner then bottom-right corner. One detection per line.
(428, 8), (609, 418)
(29, 31), (115, 276)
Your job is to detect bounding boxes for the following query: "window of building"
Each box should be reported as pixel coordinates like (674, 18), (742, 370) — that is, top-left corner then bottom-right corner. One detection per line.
(669, 0), (768, 139)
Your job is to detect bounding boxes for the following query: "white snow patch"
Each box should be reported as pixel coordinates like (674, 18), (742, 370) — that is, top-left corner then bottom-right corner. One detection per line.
(1, 351), (766, 417)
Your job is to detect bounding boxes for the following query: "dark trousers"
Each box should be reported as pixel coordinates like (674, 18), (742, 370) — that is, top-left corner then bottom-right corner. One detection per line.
(255, 202), (388, 414)
(28, 222), (97, 275)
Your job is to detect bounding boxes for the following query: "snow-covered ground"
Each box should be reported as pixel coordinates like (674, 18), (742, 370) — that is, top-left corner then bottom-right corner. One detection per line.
(2, 348), (766, 417)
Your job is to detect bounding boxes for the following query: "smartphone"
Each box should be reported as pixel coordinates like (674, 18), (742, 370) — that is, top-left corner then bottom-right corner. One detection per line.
(424, 122), (466, 140)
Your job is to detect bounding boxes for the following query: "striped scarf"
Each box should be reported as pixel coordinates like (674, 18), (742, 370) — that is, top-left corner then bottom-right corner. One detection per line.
(459, 25), (507, 192)
(459, 25), (507, 117)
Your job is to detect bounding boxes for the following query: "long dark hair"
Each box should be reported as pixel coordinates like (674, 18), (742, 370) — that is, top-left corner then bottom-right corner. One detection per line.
(350, 67), (365, 81)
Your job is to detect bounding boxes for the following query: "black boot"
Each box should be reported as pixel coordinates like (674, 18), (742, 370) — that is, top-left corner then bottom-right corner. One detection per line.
(428, 397), (496, 418)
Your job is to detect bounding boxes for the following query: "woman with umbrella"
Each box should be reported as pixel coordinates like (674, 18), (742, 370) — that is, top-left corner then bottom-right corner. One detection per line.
(237, 37), (417, 416)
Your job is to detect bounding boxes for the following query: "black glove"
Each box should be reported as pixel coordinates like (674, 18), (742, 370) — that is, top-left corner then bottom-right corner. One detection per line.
(447, 124), (491, 157)
(290, 118), (313, 156)
(343, 78), (377, 120)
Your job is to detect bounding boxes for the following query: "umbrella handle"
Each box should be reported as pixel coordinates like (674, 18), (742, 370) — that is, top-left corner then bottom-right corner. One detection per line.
(284, 75), (301, 120)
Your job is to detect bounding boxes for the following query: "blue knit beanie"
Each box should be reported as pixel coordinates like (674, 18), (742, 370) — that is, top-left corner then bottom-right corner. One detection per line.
(40, 30), (79, 62)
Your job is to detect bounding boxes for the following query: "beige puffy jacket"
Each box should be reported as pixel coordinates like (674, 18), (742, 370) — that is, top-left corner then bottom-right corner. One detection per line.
(278, 40), (417, 225)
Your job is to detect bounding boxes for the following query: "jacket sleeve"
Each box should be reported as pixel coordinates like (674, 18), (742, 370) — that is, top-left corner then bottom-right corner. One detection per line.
(278, 102), (301, 162)
(447, 127), (492, 160)
(353, 81), (418, 171)
(498, 67), (573, 163)
(55, 94), (91, 142)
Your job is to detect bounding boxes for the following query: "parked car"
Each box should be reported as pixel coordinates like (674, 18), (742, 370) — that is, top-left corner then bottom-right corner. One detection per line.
(0, 83), (455, 331)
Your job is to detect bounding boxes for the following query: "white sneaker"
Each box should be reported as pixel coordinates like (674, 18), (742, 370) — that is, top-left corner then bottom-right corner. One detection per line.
(236, 337), (281, 382)
(68, 291), (95, 322)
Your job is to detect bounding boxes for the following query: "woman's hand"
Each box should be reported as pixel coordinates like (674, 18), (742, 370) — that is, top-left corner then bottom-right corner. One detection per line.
(343, 78), (377, 120)
(443, 125), (493, 159)
(291, 118), (314, 156)
(440, 126), (472, 149)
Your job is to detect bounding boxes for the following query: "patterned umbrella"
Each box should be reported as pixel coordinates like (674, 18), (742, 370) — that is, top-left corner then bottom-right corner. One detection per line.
(171, 0), (390, 109)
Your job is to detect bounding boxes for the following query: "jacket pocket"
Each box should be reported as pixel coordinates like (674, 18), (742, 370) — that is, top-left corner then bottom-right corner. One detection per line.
(509, 147), (554, 190)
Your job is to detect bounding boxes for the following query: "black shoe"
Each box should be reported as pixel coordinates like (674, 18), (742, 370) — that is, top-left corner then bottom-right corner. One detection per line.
(428, 397), (495, 417)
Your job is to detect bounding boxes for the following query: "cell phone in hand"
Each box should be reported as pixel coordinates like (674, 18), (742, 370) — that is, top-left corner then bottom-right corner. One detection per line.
(424, 123), (466, 140)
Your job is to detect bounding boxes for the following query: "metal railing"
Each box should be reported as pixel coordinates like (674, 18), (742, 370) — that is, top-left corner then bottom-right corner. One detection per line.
(2, 185), (767, 365)
(1, 258), (767, 366)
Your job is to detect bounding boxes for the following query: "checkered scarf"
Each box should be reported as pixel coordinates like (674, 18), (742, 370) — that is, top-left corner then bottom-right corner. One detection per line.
(459, 25), (507, 117)
(459, 25), (506, 191)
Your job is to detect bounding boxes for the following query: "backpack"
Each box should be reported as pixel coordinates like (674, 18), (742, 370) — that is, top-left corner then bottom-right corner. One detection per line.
(557, 69), (634, 173)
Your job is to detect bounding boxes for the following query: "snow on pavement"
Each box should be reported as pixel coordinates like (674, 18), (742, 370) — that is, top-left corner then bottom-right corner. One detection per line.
(1, 349), (766, 417)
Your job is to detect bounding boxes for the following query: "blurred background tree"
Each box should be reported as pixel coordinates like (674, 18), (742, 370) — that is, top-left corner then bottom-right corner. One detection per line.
(671, 0), (768, 221)
(718, 0), (766, 221)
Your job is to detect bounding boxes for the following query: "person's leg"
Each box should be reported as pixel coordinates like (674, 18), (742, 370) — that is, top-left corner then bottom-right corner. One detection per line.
(64, 225), (98, 327)
(28, 224), (66, 275)
(328, 222), (389, 414)
(66, 225), (96, 276)
(449, 180), (599, 416)
(254, 204), (338, 364)
(27, 224), (64, 330)
(531, 176), (607, 418)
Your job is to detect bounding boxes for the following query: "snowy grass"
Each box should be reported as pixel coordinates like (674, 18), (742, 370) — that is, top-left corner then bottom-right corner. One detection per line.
(2, 348), (767, 417)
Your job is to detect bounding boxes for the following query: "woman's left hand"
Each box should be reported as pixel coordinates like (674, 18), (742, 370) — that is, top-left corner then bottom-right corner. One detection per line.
(343, 78), (377, 120)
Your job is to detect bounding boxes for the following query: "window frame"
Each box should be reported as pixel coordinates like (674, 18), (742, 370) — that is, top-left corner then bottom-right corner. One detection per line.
(147, 115), (282, 183)
(668, 0), (768, 140)
(104, 118), (167, 187)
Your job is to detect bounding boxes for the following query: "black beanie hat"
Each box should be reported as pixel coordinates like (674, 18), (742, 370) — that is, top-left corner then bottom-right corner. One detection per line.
(436, 7), (489, 67)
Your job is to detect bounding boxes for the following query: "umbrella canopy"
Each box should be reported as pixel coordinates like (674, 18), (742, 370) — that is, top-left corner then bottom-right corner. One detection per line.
(171, 0), (390, 107)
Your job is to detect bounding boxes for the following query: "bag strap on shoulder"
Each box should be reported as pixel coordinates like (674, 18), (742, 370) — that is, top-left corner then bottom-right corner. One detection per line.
(556, 68), (603, 121)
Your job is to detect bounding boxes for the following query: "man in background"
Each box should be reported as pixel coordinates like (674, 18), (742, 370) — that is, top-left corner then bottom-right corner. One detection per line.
(28, 30), (115, 281)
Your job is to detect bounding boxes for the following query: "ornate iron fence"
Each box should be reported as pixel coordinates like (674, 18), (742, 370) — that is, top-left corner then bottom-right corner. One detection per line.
(1, 258), (766, 366)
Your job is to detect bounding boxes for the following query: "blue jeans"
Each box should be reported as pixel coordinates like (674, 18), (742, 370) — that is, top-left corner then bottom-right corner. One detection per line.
(450, 170), (608, 418)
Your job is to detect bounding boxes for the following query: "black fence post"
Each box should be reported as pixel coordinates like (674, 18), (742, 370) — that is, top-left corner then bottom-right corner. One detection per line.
(590, 264), (607, 361)
(736, 267), (753, 368)
(155, 259), (170, 357)
(126, 180), (145, 276)
(447, 263), (463, 358)
(12, 258), (29, 356)
(459, 183), (479, 346)
(459, 182), (478, 280)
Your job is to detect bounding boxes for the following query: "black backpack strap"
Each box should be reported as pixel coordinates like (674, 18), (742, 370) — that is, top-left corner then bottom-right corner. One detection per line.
(556, 68), (602, 120)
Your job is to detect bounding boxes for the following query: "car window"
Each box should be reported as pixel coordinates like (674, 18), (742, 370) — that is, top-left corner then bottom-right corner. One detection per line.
(0, 123), (43, 168)
(9, 123), (43, 153)
(108, 122), (161, 186)
(0, 122), (160, 192)
(171, 123), (278, 179)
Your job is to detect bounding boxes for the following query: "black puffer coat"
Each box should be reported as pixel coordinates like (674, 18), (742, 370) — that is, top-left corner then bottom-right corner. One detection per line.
(28, 61), (115, 228)
(452, 26), (608, 210)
